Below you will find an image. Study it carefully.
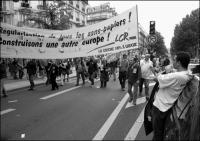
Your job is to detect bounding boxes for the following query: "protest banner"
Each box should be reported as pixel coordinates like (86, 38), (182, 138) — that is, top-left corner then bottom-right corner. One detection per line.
(0, 6), (139, 59)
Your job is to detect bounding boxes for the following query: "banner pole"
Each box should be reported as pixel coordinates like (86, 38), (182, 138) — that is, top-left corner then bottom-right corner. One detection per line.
(136, 5), (141, 62)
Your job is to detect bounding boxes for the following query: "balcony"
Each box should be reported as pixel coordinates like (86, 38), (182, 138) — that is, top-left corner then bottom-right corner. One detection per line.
(21, 2), (30, 8)
(82, 8), (85, 12)
(69, 1), (73, 5)
(87, 15), (110, 21)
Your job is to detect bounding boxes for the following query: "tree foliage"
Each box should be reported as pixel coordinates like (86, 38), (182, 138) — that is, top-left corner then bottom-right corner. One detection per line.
(147, 31), (168, 57)
(170, 8), (199, 57)
(23, 1), (72, 30)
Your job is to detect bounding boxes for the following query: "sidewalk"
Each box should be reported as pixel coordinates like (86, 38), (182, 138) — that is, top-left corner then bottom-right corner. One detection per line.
(3, 68), (77, 92)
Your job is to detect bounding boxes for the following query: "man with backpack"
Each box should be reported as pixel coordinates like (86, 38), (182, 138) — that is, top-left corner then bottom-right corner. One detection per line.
(150, 52), (191, 140)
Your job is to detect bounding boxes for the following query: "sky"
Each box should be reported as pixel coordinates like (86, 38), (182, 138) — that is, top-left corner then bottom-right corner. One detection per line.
(89, 1), (199, 49)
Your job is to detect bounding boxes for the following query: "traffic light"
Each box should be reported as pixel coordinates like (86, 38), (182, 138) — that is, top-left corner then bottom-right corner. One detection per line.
(149, 21), (155, 35)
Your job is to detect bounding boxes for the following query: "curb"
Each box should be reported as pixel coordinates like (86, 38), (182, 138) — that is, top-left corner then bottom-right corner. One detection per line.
(5, 75), (77, 93)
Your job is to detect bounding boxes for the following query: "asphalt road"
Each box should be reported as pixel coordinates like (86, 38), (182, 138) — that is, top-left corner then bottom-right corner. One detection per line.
(1, 77), (154, 140)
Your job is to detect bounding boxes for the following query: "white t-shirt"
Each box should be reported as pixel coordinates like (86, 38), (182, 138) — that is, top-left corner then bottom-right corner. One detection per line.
(153, 71), (190, 112)
(140, 60), (153, 79)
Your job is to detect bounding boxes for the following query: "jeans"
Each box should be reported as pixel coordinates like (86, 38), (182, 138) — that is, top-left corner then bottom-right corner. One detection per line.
(76, 71), (85, 85)
(139, 78), (150, 98)
(28, 74), (35, 89)
(128, 82), (139, 104)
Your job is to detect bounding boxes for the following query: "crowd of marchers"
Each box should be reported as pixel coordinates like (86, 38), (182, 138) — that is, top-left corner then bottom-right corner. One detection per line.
(0, 51), (199, 140)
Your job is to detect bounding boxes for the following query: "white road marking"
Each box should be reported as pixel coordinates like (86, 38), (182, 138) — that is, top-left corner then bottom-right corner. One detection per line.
(40, 86), (81, 100)
(124, 107), (145, 140)
(8, 100), (18, 103)
(92, 93), (129, 140)
(93, 82), (155, 140)
(1, 108), (16, 115)
(40, 79), (100, 100)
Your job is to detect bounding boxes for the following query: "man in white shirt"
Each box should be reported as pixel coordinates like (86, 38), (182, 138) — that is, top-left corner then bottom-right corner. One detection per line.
(139, 54), (155, 100)
(151, 52), (191, 140)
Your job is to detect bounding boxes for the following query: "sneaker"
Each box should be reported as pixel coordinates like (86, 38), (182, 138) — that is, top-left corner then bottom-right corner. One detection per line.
(56, 86), (59, 90)
(28, 88), (34, 91)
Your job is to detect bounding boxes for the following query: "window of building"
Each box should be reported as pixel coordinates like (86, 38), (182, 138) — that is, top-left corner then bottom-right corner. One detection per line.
(69, 0), (73, 5)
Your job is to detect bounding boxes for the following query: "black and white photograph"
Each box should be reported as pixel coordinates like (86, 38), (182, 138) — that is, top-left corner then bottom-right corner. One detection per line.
(1, 0), (199, 140)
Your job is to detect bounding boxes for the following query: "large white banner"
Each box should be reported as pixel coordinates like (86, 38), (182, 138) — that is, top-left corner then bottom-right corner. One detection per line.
(0, 6), (138, 59)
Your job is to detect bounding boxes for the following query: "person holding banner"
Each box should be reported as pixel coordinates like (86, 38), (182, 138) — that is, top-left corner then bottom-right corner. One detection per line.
(25, 59), (37, 91)
(118, 54), (129, 91)
(59, 61), (66, 86)
(75, 58), (86, 86)
(100, 59), (109, 88)
(0, 59), (8, 97)
(49, 62), (59, 90)
(65, 60), (71, 82)
(45, 61), (52, 85)
(87, 57), (98, 88)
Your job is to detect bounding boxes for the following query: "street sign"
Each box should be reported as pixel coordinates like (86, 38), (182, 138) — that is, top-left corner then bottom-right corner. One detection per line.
(147, 35), (157, 44)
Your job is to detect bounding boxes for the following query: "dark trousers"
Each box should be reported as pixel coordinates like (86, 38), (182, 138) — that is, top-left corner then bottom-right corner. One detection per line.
(19, 69), (24, 79)
(51, 77), (58, 90)
(13, 71), (18, 79)
(76, 71), (85, 85)
(46, 72), (51, 85)
(89, 72), (95, 85)
(152, 105), (170, 141)
(100, 81), (107, 88)
(139, 78), (150, 97)
(119, 71), (127, 89)
(28, 74), (35, 89)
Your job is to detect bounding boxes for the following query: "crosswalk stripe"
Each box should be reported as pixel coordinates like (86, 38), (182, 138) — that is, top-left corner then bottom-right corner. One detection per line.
(124, 107), (145, 140)
(40, 86), (81, 100)
(1, 108), (16, 115)
(40, 79), (100, 100)
(92, 93), (129, 140)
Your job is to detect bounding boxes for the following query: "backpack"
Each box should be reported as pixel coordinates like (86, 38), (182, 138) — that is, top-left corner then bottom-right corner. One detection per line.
(164, 74), (199, 140)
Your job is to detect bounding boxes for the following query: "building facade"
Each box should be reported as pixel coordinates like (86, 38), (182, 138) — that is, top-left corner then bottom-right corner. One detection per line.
(86, 2), (117, 25)
(1, 0), (88, 28)
(138, 23), (148, 55)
